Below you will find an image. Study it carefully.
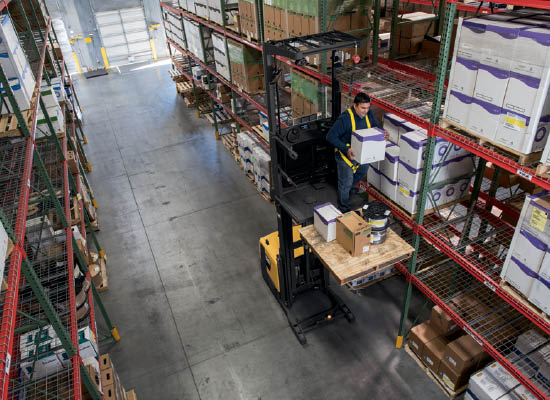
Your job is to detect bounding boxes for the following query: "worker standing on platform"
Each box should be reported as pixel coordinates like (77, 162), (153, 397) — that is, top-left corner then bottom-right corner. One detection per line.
(327, 92), (387, 212)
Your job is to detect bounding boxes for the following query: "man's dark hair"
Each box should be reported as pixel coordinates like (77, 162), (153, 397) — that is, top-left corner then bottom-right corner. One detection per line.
(353, 92), (371, 105)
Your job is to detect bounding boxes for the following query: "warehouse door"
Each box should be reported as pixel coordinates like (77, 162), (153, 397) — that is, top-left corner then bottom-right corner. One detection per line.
(95, 7), (152, 67)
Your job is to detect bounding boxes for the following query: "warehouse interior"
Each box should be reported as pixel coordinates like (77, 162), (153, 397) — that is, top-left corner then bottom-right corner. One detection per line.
(2, 1), (550, 400)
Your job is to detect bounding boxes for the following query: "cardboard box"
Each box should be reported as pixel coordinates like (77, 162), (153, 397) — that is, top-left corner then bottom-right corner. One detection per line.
(430, 305), (459, 336)
(396, 183), (420, 214)
(335, 212), (371, 257)
(450, 57), (480, 96)
(398, 36), (423, 55)
(100, 353), (113, 371)
(443, 335), (486, 375)
(380, 146), (399, 182)
(408, 321), (440, 358)
(383, 113), (405, 144)
(103, 384), (117, 400)
(350, 127), (387, 164)
(126, 390), (137, 400)
(423, 336), (448, 375)
(313, 203), (342, 242)
(438, 358), (470, 391)
(399, 12), (436, 38)
(380, 172), (398, 202)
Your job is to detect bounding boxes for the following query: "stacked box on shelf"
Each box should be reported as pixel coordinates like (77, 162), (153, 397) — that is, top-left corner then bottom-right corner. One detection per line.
(227, 38), (264, 94)
(408, 305), (490, 392)
(263, 0), (371, 63)
(212, 32), (231, 81)
(291, 69), (321, 118)
(501, 191), (550, 315)
(0, 14), (35, 113)
(238, 0), (261, 41)
(397, 12), (437, 56)
(375, 115), (473, 214)
(164, 10), (187, 50)
(208, 0), (239, 27)
(100, 354), (130, 400)
(183, 17), (214, 63)
(252, 144), (271, 196)
(443, 16), (550, 156)
(195, 0), (210, 19)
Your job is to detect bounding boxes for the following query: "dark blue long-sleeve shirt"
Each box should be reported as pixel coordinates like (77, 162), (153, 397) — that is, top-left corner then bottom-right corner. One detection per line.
(327, 108), (381, 155)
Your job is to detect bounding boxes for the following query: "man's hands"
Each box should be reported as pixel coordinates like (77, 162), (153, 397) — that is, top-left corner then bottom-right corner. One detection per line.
(347, 148), (355, 161)
(384, 131), (390, 141)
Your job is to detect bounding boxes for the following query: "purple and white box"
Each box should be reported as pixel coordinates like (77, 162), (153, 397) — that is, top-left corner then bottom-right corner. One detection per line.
(350, 127), (387, 164)
(313, 202), (342, 242)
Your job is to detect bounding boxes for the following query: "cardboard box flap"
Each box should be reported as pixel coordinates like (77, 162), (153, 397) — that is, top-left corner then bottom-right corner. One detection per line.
(336, 212), (370, 234)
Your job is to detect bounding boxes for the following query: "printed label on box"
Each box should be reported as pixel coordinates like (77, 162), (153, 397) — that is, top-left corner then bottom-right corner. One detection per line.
(448, 356), (457, 367)
(504, 113), (527, 131)
(530, 208), (548, 232)
(411, 340), (419, 350)
(362, 246), (370, 253)
(442, 374), (455, 390)
(425, 356), (434, 366)
(399, 186), (410, 196)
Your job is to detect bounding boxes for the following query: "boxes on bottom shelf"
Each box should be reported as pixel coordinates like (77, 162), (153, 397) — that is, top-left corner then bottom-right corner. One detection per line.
(100, 353), (128, 400)
(348, 265), (395, 288)
(367, 164), (381, 190)
(467, 362), (520, 400)
(313, 202), (342, 242)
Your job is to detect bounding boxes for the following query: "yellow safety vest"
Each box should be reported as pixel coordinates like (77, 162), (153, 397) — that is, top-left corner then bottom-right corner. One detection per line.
(336, 108), (371, 172)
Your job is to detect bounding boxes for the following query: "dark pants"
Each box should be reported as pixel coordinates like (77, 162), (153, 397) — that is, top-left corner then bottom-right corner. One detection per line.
(336, 155), (369, 211)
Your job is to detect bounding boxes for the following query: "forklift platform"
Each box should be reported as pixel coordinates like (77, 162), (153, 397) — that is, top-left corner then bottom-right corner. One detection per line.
(299, 225), (414, 285)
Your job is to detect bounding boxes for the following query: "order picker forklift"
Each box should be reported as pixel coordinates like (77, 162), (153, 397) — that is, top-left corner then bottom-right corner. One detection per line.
(259, 31), (364, 344)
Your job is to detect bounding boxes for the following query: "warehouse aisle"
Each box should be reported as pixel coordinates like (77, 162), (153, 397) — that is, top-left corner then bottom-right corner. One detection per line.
(73, 62), (445, 400)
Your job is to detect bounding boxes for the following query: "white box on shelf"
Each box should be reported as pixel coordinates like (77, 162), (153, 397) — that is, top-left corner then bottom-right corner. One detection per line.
(397, 160), (423, 194)
(521, 191), (550, 241)
(473, 63), (510, 107)
(443, 91), (472, 128)
(0, 77), (32, 112)
(396, 183), (419, 214)
(37, 105), (64, 135)
(380, 172), (397, 202)
(528, 274), (550, 315)
(383, 113), (405, 144)
(350, 127), (387, 164)
(313, 202), (342, 242)
(510, 228), (547, 275)
(442, 178), (470, 204)
(480, 21), (527, 71)
(449, 57), (480, 96)
(380, 145), (399, 182)
(21, 351), (66, 380)
(40, 82), (60, 109)
(467, 97), (502, 141)
(468, 362), (518, 400)
(501, 254), (536, 297)
(367, 164), (381, 190)
(515, 26), (550, 68)
(511, 385), (537, 400)
(398, 131), (426, 169)
(400, 121), (420, 134)
(457, 18), (488, 59)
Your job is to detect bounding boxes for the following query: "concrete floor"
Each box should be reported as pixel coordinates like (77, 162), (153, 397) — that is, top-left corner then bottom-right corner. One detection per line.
(73, 61), (447, 400)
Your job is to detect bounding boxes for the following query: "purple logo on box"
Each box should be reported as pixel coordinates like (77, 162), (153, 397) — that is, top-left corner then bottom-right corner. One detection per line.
(439, 145), (448, 157)
(446, 186), (456, 197)
(433, 191), (441, 202)
(536, 126), (547, 142)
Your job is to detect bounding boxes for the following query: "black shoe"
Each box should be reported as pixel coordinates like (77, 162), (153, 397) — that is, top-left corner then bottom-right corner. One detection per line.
(338, 203), (351, 213)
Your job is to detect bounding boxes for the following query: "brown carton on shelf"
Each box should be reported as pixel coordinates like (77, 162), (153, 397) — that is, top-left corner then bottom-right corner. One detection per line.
(408, 321), (440, 359)
(103, 384), (117, 400)
(101, 367), (116, 387)
(443, 335), (486, 375)
(335, 211), (371, 257)
(100, 353), (113, 371)
(126, 389), (137, 400)
(423, 336), (448, 375)
(438, 358), (470, 392)
(430, 305), (459, 336)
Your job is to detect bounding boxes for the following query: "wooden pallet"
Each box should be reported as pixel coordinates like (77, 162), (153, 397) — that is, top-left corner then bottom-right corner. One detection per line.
(536, 164), (550, 179)
(183, 96), (209, 109)
(259, 190), (272, 203)
(404, 345), (468, 399)
(0, 110), (32, 137)
(500, 280), (550, 325)
(440, 119), (542, 166)
(169, 69), (187, 83)
(176, 81), (195, 95)
(252, 124), (266, 140)
(299, 225), (414, 286)
(205, 109), (233, 125)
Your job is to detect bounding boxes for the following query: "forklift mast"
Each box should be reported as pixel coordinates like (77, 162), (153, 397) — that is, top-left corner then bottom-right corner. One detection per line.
(260, 32), (363, 343)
